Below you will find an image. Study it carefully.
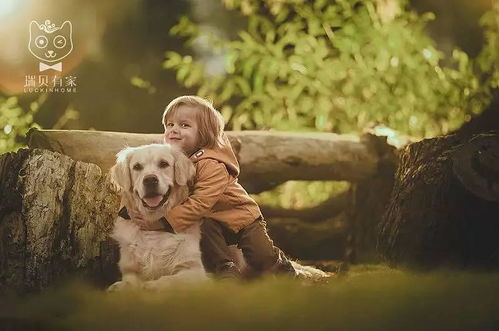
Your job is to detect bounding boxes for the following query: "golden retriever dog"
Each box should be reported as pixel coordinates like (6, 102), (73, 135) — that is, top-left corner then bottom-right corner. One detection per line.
(107, 143), (208, 291)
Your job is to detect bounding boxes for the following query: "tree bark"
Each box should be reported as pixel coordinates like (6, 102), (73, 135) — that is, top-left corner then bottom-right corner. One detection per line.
(378, 133), (499, 269)
(344, 133), (398, 264)
(0, 148), (120, 293)
(27, 129), (379, 193)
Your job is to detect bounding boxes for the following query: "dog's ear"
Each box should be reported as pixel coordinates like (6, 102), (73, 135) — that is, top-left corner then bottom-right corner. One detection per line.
(173, 147), (196, 186)
(110, 147), (132, 192)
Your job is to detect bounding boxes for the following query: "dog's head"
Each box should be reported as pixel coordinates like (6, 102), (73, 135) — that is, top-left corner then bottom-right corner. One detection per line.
(110, 143), (195, 215)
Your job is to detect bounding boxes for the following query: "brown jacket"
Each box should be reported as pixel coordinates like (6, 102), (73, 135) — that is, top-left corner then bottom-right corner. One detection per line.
(166, 134), (262, 233)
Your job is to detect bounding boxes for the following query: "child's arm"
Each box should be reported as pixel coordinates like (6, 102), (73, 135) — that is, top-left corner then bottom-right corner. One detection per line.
(166, 159), (230, 232)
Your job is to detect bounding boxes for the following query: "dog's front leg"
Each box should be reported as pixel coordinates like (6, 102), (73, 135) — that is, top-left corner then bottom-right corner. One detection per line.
(107, 245), (143, 292)
(107, 273), (142, 292)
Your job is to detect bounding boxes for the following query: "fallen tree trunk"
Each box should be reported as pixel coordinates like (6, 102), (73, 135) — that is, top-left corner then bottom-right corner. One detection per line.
(27, 129), (379, 193)
(378, 132), (499, 269)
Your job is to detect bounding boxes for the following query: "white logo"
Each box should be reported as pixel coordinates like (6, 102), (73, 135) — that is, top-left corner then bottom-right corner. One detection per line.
(28, 19), (73, 72)
(24, 19), (77, 93)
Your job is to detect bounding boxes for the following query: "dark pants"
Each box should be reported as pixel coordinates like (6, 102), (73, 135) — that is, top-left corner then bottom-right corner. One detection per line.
(200, 217), (295, 276)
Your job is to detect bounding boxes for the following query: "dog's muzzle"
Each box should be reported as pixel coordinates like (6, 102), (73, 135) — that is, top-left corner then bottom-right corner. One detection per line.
(138, 188), (171, 210)
(138, 175), (171, 210)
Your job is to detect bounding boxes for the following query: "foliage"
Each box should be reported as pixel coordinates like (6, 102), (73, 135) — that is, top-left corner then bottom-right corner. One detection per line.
(253, 180), (349, 209)
(3, 267), (499, 330)
(472, 1), (499, 105)
(130, 76), (157, 94)
(0, 96), (43, 154)
(0, 95), (82, 154)
(164, 0), (498, 138)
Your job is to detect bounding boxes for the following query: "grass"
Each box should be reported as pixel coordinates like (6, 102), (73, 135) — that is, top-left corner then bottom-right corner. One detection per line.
(2, 265), (499, 331)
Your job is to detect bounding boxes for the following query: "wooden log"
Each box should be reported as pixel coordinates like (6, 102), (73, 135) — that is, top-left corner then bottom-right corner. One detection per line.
(267, 215), (348, 260)
(235, 131), (378, 190)
(0, 148), (120, 293)
(344, 133), (398, 264)
(378, 133), (499, 269)
(27, 129), (379, 193)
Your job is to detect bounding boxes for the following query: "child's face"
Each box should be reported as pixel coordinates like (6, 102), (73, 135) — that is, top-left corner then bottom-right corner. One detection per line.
(163, 105), (200, 156)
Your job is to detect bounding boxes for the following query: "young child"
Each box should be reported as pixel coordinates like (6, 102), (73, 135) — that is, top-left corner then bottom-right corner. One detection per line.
(141, 95), (295, 278)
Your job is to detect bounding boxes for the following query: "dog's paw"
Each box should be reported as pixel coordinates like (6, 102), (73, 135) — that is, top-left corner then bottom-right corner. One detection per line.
(106, 280), (136, 292)
(141, 280), (163, 291)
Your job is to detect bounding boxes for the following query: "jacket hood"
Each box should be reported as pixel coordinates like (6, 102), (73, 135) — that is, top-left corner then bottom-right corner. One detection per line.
(190, 133), (240, 177)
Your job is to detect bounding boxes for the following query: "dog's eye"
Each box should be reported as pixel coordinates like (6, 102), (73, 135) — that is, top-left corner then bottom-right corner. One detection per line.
(133, 163), (143, 171)
(159, 161), (169, 168)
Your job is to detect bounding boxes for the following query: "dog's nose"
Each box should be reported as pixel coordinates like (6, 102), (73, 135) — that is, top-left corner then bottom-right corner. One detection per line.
(143, 175), (159, 187)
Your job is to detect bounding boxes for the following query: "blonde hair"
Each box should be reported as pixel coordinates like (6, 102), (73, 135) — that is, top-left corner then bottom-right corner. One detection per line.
(162, 95), (225, 149)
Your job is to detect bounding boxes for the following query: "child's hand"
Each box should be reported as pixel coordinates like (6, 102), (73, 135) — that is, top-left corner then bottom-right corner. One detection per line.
(127, 206), (145, 222)
(128, 208), (164, 231)
(136, 219), (165, 231)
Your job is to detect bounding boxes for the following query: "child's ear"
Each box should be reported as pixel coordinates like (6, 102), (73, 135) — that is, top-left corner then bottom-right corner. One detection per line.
(173, 147), (196, 186)
(110, 148), (132, 192)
